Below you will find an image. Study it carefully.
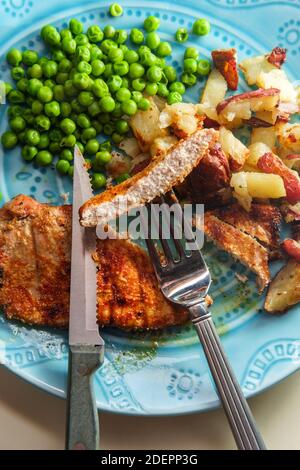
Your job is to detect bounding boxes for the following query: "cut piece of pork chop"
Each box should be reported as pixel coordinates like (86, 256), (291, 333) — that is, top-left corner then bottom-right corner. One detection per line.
(79, 128), (218, 227)
(0, 195), (188, 329)
(204, 212), (270, 291)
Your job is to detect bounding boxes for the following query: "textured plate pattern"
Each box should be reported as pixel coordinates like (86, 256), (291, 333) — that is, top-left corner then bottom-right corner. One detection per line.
(0, 0), (300, 415)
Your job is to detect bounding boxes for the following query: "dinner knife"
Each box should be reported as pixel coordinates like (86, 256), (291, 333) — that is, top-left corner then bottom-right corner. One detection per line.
(66, 146), (104, 451)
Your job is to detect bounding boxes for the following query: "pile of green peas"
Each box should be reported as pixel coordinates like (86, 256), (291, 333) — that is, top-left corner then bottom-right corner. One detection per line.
(1, 6), (211, 189)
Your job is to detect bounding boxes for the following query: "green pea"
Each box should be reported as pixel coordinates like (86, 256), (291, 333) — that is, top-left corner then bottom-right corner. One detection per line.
(5, 82), (13, 95)
(58, 58), (72, 73)
(28, 63), (43, 79)
(181, 72), (197, 87)
(7, 105), (22, 119)
(115, 119), (129, 134)
(76, 46), (91, 63)
(114, 30), (127, 44)
(22, 145), (38, 161)
(36, 150), (53, 166)
(41, 25), (61, 47)
(75, 33), (89, 46)
(155, 57), (166, 68)
(103, 123), (114, 136)
(157, 83), (169, 97)
(175, 27), (188, 43)
(92, 78), (109, 98)
(100, 95), (116, 112)
(121, 99), (137, 116)
(71, 98), (84, 114)
(137, 97), (151, 111)
(38, 134), (50, 149)
(59, 118), (76, 135)
(124, 50), (139, 64)
(64, 80), (77, 98)
(44, 101), (60, 117)
(56, 159), (70, 175)
(49, 128), (63, 142)
(108, 47), (124, 63)
(131, 91), (143, 103)
(6, 48), (22, 66)
(156, 42), (172, 57)
(129, 63), (145, 79)
(91, 59), (105, 76)
(101, 39), (117, 55)
(51, 49), (66, 62)
(60, 134), (76, 148)
(169, 81), (185, 95)
(103, 63), (114, 80)
(78, 91), (95, 107)
(53, 84), (65, 102)
(163, 65), (177, 83)
(88, 101), (101, 117)
(37, 86), (53, 103)
(113, 61), (129, 76)
(44, 79), (56, 89)
(8, 90), (25, 104)
(98, 113), (110, 124)
(92, 172), (107, 189)
(62, 37), (76, 54)
(73, 72), (91, 90)
(23, 109), (35, 124)
(109, 3), (123, 17)
(184, 58), (198, 74)
(184, 47), (199, 60)
(16, 78), (28, 93)
(1, 130), (18, 149)
(85, 138), (100, 155)
(104, 25), (116, 39)
(77, 113), (91, 129)
(60, 29), (73, 41)
(26, 129), (40, 146)
(11, 66), (25, 81)
(193, 18), (211, 36)
(69, 18), (83, 35)
(147, 65), (162, 83)
(139, 51), (156, 67)
(144, 15), (160, 32)
(43, 60), (58, 79)
(87, 25), (104, 43)
(60, 149), (73, 161)
(22, 50), (39, 66)
(95, 150), (112, 166)
(35, 115), (51, 132)
(92, 120), (103, 134)
(167, 91), (183, 105)
(197, 59), (211, 76)
(56, 72), (69, 85)
(68, 165), (74, 178)
(90, 45), (103, 61)
(146, 32), (160, 50)
(111, 132), (123, 144)
(81, 127), (97, 143)
(108, 75), (122, 93)
(111, 101), (123, 118)
(49, 141), (60, 153)
(116, 87), (131, 102)
(145, 82), (158, 96)
(60, 102), (72, 118)
(132, 78), (146, 91)
(130, 28), (144, 45)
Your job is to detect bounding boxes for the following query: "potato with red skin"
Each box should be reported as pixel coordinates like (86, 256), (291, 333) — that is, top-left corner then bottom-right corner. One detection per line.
(267, 47), (287, 69)
(211, 48), (238, 90)
(282, 238), (300, 261)
(257, 152), (300, 204)
(217, 87), (280, 115)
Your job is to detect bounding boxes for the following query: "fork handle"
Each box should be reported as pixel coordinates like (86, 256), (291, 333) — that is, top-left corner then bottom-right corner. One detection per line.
(190, 306), (266, 450)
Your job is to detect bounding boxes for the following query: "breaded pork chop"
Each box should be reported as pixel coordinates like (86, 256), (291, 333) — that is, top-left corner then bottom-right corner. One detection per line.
(0, 195), (188, 329)
(79, 128), (218, 227)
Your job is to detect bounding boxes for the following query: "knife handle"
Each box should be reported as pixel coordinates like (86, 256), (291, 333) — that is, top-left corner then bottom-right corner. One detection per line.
(66, 344), (104, 450)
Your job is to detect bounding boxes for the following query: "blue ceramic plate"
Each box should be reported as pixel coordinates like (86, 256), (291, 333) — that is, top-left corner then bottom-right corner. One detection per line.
(0, 0), (300, 415)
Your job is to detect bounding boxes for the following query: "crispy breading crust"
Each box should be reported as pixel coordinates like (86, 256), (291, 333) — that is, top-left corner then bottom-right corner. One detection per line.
(79, 128), (219, 227)
(211, 203), (282, 251)
(204, 213), (270, 292)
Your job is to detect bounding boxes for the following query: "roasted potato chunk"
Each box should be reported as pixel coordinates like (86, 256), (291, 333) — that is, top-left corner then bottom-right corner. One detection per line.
(265, 260), (300, 313)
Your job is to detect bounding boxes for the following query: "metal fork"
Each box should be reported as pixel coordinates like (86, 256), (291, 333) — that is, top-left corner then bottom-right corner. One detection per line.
(142, 192), (266, 451)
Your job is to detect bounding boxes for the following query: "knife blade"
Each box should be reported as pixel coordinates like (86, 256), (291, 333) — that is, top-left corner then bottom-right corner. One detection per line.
(69, 145), (103, 347)
(66, 145), (104, 451)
